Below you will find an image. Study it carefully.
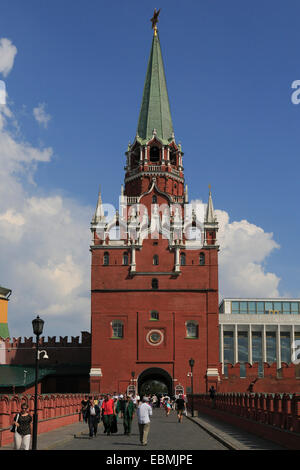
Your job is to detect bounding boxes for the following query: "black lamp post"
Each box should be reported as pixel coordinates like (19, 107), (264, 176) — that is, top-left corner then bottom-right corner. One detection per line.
(131, 371), (135, 393)
(189, 358), (195, 417)
(32, 315), (44, 451)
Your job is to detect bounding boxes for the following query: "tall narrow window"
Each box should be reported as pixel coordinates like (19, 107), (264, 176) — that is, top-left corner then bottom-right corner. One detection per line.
(170, 151), (176, 166)
(152, 195), (157, 204)
(281, 332), (291, 363)
(103, 252), (109, 265)
(266, 332), (276, 363)
(224, 331), (234, 364)
(153, 255), (159, 266)
(152, 278), (158, 290)
(150, 311), (159, 321)
(123, 252), (129, 266)
(111, 321), (123, 338)
(199, 253), (205, 265)
(150, 146), (160, 162)
(238, 332), (248, 363)
(180, 253), (186, 266)
(186, 321), (198, 338)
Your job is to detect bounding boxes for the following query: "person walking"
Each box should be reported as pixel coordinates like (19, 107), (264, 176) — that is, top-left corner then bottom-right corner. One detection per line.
(137, 397), (152, 446)
(175, 394), (186, 423)
(152, 394), (157, 408)
(86, 396), (101, 438)
(12, 403), (32, 450)
(116, 394), (125, 419)
(123, 395), (135, 435)
(81, 395), (89, 423)
(101, 394), (115, 436)
(164, 397), (172, 417)
(209, 385), (216, 409)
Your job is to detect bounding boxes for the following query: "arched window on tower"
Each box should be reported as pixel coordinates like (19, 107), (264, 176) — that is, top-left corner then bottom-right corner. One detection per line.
(103, 252), (109, 265)
(180, 253), (186, 266)
(185, 321), (198, 339)
(199, 253), (205, 266)
(152, 195), (157, 204)
(153, 255), (159, 266)
(111, 320), (124, 338)
(123, 252), (129, 266)
(170, 150), (176, 166)
(152, 278), (159, 290)
(150, 146), (160, 163)
(131, 151), (140, 168)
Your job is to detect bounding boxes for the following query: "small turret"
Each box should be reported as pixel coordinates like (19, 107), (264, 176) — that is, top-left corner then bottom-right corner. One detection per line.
(91, 186), (105, 225)
(204, 185), (218, 247)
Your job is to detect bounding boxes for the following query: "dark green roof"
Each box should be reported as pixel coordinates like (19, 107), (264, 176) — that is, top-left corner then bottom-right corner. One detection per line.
(0, 364), (90, 388)
(136, 32), (174, 145)
(0, 365), (55, 387)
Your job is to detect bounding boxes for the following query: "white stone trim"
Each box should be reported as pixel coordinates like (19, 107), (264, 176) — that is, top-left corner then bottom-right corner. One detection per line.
(89, 368), (102, 377)
(206, 368), (219, 377)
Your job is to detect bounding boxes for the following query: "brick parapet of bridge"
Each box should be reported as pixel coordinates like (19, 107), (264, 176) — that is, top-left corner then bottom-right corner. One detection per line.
(187, 392), (300, 449)
(0, 393), (88, 447)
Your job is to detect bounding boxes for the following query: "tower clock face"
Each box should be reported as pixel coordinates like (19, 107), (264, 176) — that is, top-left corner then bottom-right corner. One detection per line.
(146, 329), (164, 346)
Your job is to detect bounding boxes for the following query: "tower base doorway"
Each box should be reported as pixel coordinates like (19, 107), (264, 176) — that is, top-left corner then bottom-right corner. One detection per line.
(137, 367), (173, 397)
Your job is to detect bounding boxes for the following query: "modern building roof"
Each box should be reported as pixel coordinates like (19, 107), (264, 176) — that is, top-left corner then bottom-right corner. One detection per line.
(0, 364), (90, 388)
(220, 298), (300, 304)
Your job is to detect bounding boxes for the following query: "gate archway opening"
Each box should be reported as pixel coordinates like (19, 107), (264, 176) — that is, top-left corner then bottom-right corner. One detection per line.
(137, 367), (173, 397)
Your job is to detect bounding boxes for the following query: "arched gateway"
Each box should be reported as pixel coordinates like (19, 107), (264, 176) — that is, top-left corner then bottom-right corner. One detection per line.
(138, 368), (173, 396)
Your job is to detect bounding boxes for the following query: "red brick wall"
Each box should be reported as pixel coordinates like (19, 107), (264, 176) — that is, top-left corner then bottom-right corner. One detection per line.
(188, 393), (300, 450)
(1, 332), (91, 367)
(91, 233), (219, 394)
(0, 393), (85, 447)
(219, 362), (300, 393)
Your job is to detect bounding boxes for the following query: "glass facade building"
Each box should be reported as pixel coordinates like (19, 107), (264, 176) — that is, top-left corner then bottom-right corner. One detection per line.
(219, 298), (300, 375)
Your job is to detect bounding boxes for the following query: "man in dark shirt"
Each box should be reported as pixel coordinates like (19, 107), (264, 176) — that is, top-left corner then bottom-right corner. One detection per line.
(123, 395), (135, 435)
(209, 385), (216, 408)
(175, 394), (186, 423)
(81, 396), (89, 423)
(85, 396), (101, 438)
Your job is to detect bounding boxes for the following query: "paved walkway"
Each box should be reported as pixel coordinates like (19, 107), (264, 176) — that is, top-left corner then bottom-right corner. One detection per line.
(1, 408), (284, 451)
(187, 412), (284, 450)
(48, 409), (226, 450)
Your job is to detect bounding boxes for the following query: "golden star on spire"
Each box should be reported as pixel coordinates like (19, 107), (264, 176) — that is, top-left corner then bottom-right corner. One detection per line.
(150, 8), (161, 36)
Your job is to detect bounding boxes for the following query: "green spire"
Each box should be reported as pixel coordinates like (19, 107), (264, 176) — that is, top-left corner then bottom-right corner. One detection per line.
(136, 32), (174, 145)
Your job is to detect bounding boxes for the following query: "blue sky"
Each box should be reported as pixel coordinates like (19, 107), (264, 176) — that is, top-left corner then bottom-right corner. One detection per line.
(0, 0), (300, 336)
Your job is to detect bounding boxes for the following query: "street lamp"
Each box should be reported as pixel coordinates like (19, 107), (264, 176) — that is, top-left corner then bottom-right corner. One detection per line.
(189, 358), (195, 417)
(32, 315), (44, 450)
(131, 371), (135, 394)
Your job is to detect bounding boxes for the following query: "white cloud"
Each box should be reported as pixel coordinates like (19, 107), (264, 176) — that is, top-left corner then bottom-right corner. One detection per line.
(189, 200), (281, 299)
(0, 104), (91, 338)
(216, 209), (280, 299)
(33, 102), (51, 128)
(0, 38), (17, 77)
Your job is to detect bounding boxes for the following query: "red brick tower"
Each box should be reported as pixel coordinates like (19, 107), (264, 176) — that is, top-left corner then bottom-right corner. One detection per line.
(90, 19), (220, 396)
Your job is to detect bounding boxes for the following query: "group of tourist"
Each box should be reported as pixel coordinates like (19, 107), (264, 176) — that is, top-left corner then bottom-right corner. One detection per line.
(10, 390), (191, 450)
(80, 392), (152, 445)
(80, 391), (188, 446)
